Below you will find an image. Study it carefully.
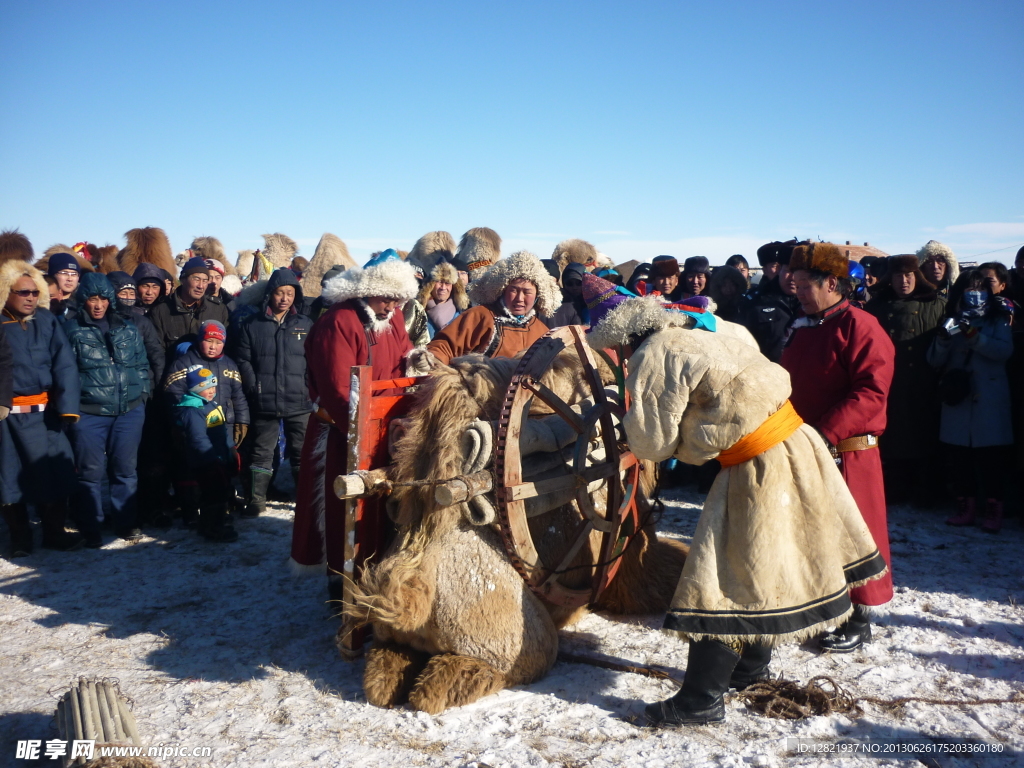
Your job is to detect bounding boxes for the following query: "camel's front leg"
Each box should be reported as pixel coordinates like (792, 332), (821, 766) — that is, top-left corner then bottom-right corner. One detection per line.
(363, 641), (431, 708)
(407, 654), (508, 714)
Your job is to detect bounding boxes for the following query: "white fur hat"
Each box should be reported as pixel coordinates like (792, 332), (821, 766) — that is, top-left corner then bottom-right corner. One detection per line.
(467, 250), (561, 316)
(321, 248), (419, 305)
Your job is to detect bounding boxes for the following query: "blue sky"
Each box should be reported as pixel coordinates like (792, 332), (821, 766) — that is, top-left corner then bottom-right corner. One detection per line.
(2, 1), (1021, 269)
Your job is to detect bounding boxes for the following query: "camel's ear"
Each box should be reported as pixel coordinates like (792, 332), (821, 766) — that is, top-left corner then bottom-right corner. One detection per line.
(461, 497), (496, 526)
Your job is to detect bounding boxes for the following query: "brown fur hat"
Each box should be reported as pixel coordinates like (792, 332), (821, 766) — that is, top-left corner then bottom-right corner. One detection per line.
(190, 236), (236, 276)
(262, 233), (298, 269)
(0, 260), (48, 311)
(408, 231), (457, 272)
(789, 242), (849, 279)
(885, 254), (936, 294)
(551, 238), (598, 271)
(0, 229), (34, 266)
(303, 233), (356, 298)
(37, 244), (95, 275)
(416, 261), (470, 311)
(118, 227), (176, 277)
(456, 227), (501, 281)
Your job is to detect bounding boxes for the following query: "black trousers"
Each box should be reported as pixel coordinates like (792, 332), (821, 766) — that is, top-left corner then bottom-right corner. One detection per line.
(945, 444), (1012, 502)
(247, 413), (307, 471)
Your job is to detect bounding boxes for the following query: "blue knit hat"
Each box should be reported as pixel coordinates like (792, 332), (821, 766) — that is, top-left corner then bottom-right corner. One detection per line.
(47, 252), (80, 276)
(186, 367), (217, 394)
(180, 256), (211, 279)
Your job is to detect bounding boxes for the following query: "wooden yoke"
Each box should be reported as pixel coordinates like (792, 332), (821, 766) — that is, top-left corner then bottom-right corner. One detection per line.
(337, 367), (420, 659)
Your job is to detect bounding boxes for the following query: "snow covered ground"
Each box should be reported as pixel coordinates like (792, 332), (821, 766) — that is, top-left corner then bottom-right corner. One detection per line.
(2, 490), (1023, 768)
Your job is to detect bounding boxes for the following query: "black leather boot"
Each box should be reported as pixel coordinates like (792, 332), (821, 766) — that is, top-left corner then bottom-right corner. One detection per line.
(2, 503), (34, 557)
(645, 639), (740, 726)
(198, 503), (238, 543)
(40, 501), (85, 551)
(820, 604), (871, 653)
(730, 643), (772, 690)
(242, 467), (273, 518)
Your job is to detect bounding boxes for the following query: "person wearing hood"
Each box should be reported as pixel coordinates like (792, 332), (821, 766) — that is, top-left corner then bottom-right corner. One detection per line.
(0, 259), (83, 555)
(107, 271), (165, 387)
(927, 269), (1014, 533)
(549, 263), (589, 328)
(290, 250), (418, 595)
(625, 263), (652, 295)
(62, 272), (151, 545)
(865, 255), (946, 505)
(234, 268), (312, 517)
(584, 275), (887, 727)
(417, 250), (559, 366)
(916, 240), (960, 300)
(417, 260), (470, 338)
(132, 263), (168, 314)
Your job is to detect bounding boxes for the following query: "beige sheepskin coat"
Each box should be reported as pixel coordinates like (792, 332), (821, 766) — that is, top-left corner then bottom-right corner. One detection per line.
(592, 298), (887, 646)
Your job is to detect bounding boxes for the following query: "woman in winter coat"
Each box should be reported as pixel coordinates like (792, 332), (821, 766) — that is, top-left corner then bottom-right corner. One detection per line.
(927, 269), (1014, 532)
(707, 265), (748, 323)
(916, 240), (959, 300)
(63, 272), (151, 545)
(233, 268), (312, 516)
(865, 255), (947, 504)
(416, 260), (469, 338)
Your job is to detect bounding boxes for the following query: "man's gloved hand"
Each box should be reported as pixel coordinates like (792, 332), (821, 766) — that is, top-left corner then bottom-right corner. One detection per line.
(405, 347), (439, 377)
(234, 423), (248, 446)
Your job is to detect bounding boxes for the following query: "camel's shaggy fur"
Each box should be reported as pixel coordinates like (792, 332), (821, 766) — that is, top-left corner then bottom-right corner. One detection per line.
(262, 233), (298, 269)
(456, 227), (501, 281)
(118, 228), (176, 277)
(190, 236), (237, 276)
(0, 229), (34, 266)
(236, 249), (256, 279)
(551, 238), (598, 272)
(36, 244), (95, 275)
(96, 245), (120, 274)
(303, 233), (355, 298)
(351, 352), (687, 712)
(407, 231), (457, 272)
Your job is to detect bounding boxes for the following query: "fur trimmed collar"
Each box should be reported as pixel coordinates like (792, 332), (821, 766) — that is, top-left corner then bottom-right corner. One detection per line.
(493, 301), (536, 326)
(356, 298), (395, 335)
(587, 296), (696, 350)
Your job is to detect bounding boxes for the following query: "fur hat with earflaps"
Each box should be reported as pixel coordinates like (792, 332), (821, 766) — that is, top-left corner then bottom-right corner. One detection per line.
(118, 227), (176, 277)
(321, 248), (419, 306)
(882, 254), (936, 298)
(408, 231), (457, 272)
(789, 242), (849, 279)
(190, 236), (237, 276)
(262, 233), (299, 269)
(0, 229), (34, 266)
(551, 238), (598, 272)
(467, 250), (560, 317)
(417, 261), (469, 311)
(0, 260), (49, 311)
(456, 227), (501, 282)
(303, 233), (356, 299)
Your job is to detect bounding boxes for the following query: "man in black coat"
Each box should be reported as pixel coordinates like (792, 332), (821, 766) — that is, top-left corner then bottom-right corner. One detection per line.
(148, 257), (230, 373)
(233, 268), (312, 516)
(741, 243), (801, 363)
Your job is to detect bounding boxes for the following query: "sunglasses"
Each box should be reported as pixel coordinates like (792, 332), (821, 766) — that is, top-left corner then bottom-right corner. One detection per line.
(12, 289), (40, 297)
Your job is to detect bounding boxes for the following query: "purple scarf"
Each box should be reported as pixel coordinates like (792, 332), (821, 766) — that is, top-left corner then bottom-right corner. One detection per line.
(426, 298), (457, 330)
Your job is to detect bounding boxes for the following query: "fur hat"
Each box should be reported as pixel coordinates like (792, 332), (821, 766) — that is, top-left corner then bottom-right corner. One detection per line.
(755, 239), (800, 267)
(682, 256), (710, 275)
(467, 250), (560, 317)
(456, 227), (501, 281)
(587, 295), (696, 351)
(789, 242), (848, 279)
(118, 227), (176, 277)
(303, 233), (355, 299)
(417, 261), (470, 311)
(190, 236), (237, 276)
(407, 231), (457, 272)
(652, 255), (680, 277)
(884, 254), (936, 295)
(551, 238), (598, 271)
(321, 248), (419, 305)
(0, 229), (34, 265)
(262, 233), (298, 269)
(0, 260), (48, 311)
(915, 240), (960, 286)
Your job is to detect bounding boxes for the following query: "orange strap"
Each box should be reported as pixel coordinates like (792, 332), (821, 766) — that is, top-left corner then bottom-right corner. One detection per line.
(12, 392), (49, 407)
(717, 400), (804, 468)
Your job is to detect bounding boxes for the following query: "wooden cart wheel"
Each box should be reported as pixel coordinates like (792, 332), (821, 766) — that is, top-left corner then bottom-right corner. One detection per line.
(494, 325), (641, 608)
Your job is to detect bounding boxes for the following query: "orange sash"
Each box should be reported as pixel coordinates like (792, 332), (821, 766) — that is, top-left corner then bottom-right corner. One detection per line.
(12, 392), (49, 407)
(717, 400), (803, 468)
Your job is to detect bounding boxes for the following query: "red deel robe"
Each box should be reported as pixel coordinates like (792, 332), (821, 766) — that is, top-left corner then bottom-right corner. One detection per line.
(290, 300), (412, 572)
(781, 302), (896, 606)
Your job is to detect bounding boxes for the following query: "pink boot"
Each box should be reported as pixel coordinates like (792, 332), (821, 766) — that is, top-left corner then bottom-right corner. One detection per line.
(946, 497), (976, 526)
(981, 499), (1003, 533)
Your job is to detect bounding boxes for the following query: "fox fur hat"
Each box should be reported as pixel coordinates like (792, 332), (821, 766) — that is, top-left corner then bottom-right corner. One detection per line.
(416, 261), (470, 310)
(321, 248), (419, 305)
(189, 236), (237, 276)
(915, 240), (960, 286)
(303, 233), (356, 298)
(551, 238), (598, 272)
(0, 260), (49, 311)
(467, 250), (560, 317)
(0, 229), (34, 266)
(407, 231), (457, 272)
(789, 242), (849, 279)
(37, 244), (95, 275)
(262, 233), (299, 269)
(118, 227), (176, 277)
(456, 227), (501, 282)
